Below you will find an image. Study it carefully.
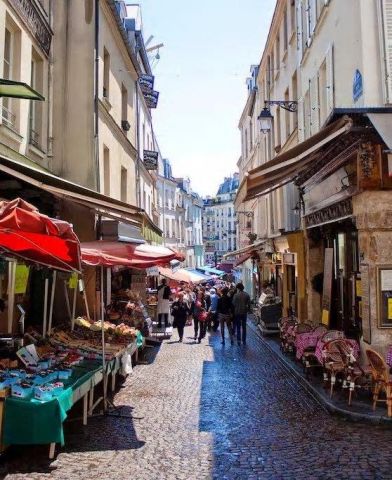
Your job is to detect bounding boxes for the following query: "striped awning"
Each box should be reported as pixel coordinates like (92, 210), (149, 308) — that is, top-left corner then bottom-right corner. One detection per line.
(236, 116), (353, 203)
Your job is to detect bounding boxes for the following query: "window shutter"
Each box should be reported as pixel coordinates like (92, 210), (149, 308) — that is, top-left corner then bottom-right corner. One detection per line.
(381, 0), (392, 103)
(310, 74), (320, 134)
(325, 43), (334, 114)
(310, 0), (317, 34)
(297, 1), (303, 60)
(297, 98), (305, 142)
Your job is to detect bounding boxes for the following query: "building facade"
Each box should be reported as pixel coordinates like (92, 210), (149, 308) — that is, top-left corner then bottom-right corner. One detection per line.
(237, 0), (392, 357)
(202, 175), (239, 266)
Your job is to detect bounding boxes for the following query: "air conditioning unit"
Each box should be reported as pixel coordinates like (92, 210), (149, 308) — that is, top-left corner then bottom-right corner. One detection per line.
(121, 120), (131, 131)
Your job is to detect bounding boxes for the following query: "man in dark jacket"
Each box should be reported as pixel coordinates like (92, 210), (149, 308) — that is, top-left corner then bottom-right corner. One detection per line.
(157, 279), (171, 328)
(217, 287), (234, 345)
(232, 283), (251, 345)
(171, 292), (190, 342)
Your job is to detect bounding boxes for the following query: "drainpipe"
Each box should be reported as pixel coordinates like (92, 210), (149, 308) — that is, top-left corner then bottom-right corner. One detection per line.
(94, 0), (100, 192)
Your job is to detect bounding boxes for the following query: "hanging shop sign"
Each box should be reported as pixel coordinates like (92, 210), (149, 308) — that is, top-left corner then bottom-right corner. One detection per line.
(146, 266), (159, 276)
(143, 150), (158, 170)
(353, 69), (363, 102)
(138, 74), (154, 94)
(144, 90), (159, 109)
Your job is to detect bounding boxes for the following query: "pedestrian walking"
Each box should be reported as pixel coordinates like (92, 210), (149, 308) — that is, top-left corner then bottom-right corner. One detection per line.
(232, 283), (251, 345)
(170, 292), (190, 343)
(208, 288), (220, 331)
(192, 290), (208, 343)
(157, 278), (171, 328)
(217, 287), (234, 345)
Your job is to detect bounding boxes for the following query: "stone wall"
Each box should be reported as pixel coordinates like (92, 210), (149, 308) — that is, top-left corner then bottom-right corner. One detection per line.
(354, 191), (392, 357)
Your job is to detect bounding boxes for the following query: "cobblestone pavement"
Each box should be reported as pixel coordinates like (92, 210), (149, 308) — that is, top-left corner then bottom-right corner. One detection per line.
(1, 324), (392, 480)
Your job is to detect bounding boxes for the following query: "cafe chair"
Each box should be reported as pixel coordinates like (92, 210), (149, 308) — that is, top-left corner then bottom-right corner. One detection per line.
(366, 349), (392, 417)
(322, 339), (348, 398)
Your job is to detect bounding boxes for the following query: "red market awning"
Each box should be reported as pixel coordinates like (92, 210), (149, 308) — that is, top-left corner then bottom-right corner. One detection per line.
(81, 241), (184, 269)
(0, 198), (81, 272)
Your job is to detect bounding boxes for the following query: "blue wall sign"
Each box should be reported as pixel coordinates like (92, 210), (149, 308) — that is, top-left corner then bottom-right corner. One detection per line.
(353, 69), (363, 102)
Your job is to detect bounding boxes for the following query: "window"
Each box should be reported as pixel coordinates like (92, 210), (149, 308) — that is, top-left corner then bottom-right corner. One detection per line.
(249, 120), (253, 151)
(103, 146), (110, 196)
(290, 0), (296, 37)
(318, 60), (327, 123)
(121, 167), (127, 202)
(30, 48), (44, 149)
(291, 71), (298, 131)
(270, 50), (275, 86)
(121, 84), (128, 122)
(244, 129), (248, 157)
(267, 56), (271, 93)
(283, 8), (288, 52)
(284, 88), (290, 141)
(304, 88), (311, 139)
(276, 32), (280, 73)
(103, 47), (110, 98)
(2, 26), (18, 130)
(275, 107), (281, 149)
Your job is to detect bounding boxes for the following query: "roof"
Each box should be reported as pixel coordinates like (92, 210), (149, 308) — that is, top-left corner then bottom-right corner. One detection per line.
(217, 175), (240, 195)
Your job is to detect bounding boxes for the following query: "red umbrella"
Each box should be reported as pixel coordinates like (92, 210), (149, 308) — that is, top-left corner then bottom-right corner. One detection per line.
(0, 198), (81, 272)
(81, 240), (184, 269)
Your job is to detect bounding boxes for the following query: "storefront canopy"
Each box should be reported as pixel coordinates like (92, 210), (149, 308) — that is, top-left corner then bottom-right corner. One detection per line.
(158, 267), (210, 284)
(197, 266), (225, 276)
(223, 240), (266, 260)
(81, 241), (184, 269)
(237, 116), (353, 202)
(0, 198), (81, 272)
(234, 252), (254, 268)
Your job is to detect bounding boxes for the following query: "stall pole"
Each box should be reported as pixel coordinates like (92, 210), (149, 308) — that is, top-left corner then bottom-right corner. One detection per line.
(7, 261), (16, 333)
(81, 278), (91, 320)
(47, 270), (57, 335)
(100, 265), (108, 409)
(63, 280), (71, 320)
(71, 279), (78, 330)
(42, 277), (49, 337)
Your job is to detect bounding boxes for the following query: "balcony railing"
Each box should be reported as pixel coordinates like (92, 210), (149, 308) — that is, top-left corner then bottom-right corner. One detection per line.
(2, 105), (16, 130)
(29, 127), (41, 149)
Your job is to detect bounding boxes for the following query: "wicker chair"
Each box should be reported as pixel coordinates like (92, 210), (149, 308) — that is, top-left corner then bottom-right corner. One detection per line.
(322, 339), (349, 397)
(313, 325), (328, 336)
(366, 349), (392, 417)
(278, 317), (297, 352)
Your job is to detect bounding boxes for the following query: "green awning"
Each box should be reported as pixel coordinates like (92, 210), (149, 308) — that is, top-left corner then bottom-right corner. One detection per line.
(0, 79), (44, 101)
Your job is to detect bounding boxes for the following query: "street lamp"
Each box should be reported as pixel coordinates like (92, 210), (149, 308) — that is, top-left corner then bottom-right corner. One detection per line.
(258, 100), (297, 134)
(0, 79), (45, 101)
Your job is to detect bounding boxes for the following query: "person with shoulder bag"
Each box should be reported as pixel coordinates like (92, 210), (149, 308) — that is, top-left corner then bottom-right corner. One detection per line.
(170, 292), (190, 343)
(217, 287), (234, 345)
(193, 290), (208, 344)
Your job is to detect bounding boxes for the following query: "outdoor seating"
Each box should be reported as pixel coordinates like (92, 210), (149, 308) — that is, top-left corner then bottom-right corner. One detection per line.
(299, 324), (328, 371)
(322, 339), (348, 397)
(366, 349), (392, 417)
(302, 329), (344, 378)
(278, 317), (297, 352)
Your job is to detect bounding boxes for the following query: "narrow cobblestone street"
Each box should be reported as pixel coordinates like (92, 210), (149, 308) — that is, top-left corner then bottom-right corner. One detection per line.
(1, 324), (392, 480)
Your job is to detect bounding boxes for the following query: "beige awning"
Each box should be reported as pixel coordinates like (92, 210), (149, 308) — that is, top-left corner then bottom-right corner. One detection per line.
(237, 116), (353, 202)
(0, 155), (145, 227)
(223, 240), (266, 259)
(367, 113), (392, 150)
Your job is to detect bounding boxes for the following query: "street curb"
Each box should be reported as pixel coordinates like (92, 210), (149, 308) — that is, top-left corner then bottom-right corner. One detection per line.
(249, 322), (392, 426)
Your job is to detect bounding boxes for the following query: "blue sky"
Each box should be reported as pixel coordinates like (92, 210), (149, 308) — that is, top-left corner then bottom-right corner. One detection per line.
(138, 0), (276, 196)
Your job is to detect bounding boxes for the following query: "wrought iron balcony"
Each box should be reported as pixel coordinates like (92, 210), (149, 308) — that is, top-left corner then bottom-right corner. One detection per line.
(1, 105), (16, 130)
(29, 127), (41, 149)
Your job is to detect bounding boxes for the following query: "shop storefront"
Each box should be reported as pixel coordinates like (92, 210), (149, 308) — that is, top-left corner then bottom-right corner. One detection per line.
(239, 111), (392, 356)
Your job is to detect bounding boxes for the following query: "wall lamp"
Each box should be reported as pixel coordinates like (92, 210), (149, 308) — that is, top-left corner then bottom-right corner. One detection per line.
(258, 100), (298, 134)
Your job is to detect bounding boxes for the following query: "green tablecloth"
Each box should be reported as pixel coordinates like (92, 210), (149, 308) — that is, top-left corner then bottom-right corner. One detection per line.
(3, 361), (102, 446)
